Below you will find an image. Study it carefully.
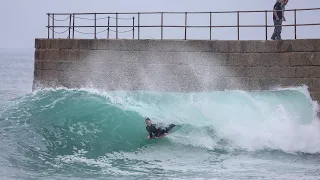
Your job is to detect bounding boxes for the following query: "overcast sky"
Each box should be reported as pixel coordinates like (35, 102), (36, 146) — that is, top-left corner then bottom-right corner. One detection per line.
(0, 0), (319, 49)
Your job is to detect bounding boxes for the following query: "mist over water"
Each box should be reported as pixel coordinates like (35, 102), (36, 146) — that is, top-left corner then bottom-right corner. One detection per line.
(1, 50), (320, 179)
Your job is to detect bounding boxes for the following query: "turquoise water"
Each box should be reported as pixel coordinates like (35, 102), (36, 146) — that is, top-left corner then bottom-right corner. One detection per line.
(1, 49), (320, 180)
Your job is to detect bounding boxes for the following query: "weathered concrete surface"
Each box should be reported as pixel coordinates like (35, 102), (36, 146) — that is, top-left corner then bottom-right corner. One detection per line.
(35, 39), (320, 52)
(33, 39), (320, 101)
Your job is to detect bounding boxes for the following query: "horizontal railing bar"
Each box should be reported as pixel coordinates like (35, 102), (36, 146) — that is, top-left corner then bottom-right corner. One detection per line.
(46, 7), (320, 16)
(46, 8), (320, 40)
(47, 23), (320, 28)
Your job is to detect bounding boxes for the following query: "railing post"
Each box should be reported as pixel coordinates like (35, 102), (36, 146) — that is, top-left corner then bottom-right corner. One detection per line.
(116, 12), (118, 39)
(138, 12), (140, 39)
(294, 9), (297, 39)
(47, 13), (50, 39)
(72, 14), (75, 39)
(107, 16), (110, 39)
(237, 11), (240, 40)
(184, 12), (187, 40)
(265, 10), (268, 40)
(133, 17), (135, 39)
(210, 12), (212, 40)
(52, 14), (55, 39)
(68, 14), (72, 39)
(161, 12), (163, 40)
(94, 13), (97, 39)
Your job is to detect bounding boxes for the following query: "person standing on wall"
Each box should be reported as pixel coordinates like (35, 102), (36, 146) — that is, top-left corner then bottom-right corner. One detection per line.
(276, 0), (289, 22)
(271, 0), (289, 40)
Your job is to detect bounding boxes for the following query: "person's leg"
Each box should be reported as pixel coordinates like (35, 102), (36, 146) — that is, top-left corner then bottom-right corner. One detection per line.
(165, 124), (176, 133)
(273, 20), (279, 40)
(278, 20), (283, 40)
(169, 124), (176, 130)
(271, 20), (277, 40)
(275, 20), (282, 40)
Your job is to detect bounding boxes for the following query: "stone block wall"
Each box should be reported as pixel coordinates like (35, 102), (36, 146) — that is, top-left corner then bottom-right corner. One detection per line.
(33, 39), (320, 101)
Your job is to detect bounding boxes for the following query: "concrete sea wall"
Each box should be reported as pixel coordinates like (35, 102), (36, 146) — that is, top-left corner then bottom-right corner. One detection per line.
(33, 39), (320, 101)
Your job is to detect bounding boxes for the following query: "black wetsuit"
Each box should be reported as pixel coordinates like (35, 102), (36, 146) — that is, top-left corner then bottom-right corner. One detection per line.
(146, 124), (176, 138)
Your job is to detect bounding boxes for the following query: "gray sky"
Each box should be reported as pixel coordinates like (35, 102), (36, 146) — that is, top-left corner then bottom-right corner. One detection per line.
(0, 0), (319, 49)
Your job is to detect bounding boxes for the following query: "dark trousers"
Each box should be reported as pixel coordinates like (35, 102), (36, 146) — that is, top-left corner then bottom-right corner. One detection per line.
(271, 19), (282, 40)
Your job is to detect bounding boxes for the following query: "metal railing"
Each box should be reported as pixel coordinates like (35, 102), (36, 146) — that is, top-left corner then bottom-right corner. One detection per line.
(46, 8), (320, 40)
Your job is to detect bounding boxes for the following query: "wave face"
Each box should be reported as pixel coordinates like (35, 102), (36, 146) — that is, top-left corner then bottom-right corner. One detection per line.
(1, 87), (320, 179)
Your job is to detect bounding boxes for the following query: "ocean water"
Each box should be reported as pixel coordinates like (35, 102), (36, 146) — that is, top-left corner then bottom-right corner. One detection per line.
(1, 49), (320, 180)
